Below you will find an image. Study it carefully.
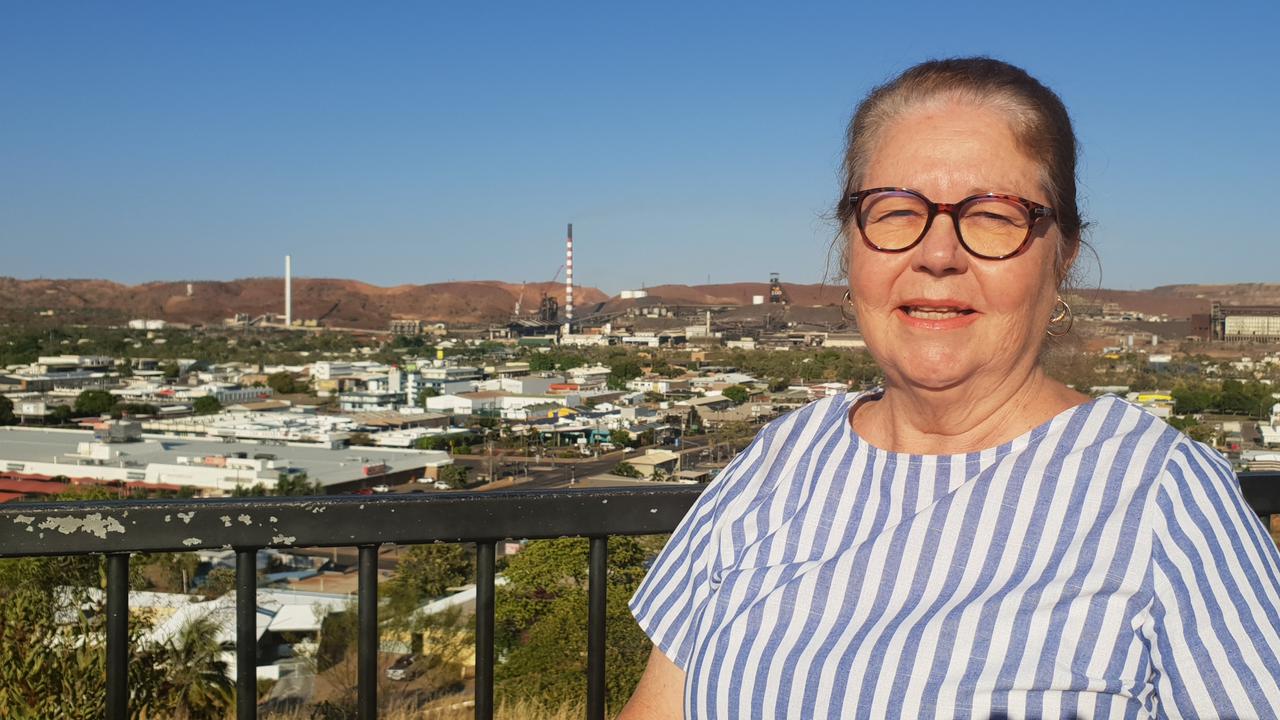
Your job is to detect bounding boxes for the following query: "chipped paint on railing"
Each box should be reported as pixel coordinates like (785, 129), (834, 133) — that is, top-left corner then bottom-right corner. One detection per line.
(38, 512), (126, 539)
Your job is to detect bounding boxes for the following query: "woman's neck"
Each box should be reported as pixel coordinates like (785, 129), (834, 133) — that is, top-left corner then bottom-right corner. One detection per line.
(850, 367), (1087, 455)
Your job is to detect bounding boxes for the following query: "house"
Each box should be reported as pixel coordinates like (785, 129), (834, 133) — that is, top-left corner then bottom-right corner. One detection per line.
(626, 449), (681, 479)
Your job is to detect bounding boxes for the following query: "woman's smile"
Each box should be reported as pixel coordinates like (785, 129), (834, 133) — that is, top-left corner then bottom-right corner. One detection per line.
(895, 300), (979, 329)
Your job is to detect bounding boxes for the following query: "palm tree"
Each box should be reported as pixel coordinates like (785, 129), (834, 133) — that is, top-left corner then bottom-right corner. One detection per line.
(157, 615), (234, 720)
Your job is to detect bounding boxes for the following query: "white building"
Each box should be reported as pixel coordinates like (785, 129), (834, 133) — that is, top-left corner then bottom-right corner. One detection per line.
(0, 427), (451, 494)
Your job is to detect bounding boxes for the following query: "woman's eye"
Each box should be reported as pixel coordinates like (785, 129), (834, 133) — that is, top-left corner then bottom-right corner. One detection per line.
(969, 211), (1020, 225)
(871, 209), (922, 222)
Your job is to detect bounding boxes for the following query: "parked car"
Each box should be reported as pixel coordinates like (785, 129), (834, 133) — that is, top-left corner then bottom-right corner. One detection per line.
(371, 484), (391, 493)
(432, 480), (452, 490)
(386, 654), (417, 680)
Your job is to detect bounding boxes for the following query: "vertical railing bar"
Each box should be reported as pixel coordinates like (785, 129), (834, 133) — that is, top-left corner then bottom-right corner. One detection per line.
(105, 553), (129, 720)
(358, 544), (379, 720)
(475, 541), (496, 720)
(236, 548), (259, 720)
(587, 536), (608, 720)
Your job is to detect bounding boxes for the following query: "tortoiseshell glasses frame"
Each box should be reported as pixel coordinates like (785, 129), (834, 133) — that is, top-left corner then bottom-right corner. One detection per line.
(844, 187), (1056, 260)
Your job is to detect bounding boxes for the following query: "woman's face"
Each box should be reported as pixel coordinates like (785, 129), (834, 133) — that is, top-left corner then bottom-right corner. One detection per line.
(847, 101), (1063, 392)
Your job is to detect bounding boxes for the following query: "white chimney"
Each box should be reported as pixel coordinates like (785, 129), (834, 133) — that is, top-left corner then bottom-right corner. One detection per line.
(565, 224), (574, 328)
(285, 255), (293, 327)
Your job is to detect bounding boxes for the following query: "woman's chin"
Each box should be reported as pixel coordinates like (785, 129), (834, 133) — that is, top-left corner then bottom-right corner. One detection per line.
(888, 355), (978, 392)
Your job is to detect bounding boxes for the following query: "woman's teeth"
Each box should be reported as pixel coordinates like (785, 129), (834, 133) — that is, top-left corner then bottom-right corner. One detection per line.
(904, 307), (970, 319)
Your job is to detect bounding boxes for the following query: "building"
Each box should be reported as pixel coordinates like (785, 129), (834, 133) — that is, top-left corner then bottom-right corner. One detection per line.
(425, 391), (581, 420)
(418, 363), (483, 393)
(1212, 304), (1280, 343)
(0, 355), (118, 392)
(338, 389), (402, 413)
(625, 449), (681, 479)
(312, 361), (355, 381)
(0, 427), (451, 494)
(389, 319), (424, 335)
(626, 377), (691, 395)
(475, 375), (562, 396)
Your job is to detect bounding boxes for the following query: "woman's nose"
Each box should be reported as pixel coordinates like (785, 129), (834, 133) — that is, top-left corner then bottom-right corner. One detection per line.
(911, 213), (969, 277)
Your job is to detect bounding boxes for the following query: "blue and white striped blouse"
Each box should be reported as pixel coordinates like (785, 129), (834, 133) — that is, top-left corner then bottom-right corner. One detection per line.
(630, 392), (1280, 719)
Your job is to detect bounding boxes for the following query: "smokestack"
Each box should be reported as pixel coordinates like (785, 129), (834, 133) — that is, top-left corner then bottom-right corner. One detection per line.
(706, 310), (711, 334)
(285, 255), (292, 328)
(565, 223), (574, 328)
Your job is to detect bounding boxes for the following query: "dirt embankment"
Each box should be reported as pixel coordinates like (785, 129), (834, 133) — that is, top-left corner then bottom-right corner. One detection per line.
(3, 277), (1274, 328)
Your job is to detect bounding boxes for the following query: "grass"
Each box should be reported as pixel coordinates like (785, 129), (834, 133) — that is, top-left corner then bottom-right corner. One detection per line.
(262, 696), (597, 720)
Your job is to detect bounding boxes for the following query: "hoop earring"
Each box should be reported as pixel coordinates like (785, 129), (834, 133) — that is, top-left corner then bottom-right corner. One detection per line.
(1046, 296), (1073, 337)
(840, 290), (856, 322)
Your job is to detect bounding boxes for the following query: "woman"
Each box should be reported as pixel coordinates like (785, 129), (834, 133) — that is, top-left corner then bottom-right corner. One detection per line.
(621, 58), (1280, 719)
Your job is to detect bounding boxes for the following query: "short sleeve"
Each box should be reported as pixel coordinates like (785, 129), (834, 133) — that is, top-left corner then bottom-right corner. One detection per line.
(1144, 438), (1280, 718)
(629, 431), (769, 669)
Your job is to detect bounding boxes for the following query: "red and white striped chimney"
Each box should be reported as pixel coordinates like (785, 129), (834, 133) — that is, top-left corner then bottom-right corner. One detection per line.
(565, 223), (574, 327)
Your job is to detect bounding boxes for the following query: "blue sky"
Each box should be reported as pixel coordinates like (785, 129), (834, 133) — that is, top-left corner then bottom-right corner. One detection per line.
(2, 1), (1277, 293)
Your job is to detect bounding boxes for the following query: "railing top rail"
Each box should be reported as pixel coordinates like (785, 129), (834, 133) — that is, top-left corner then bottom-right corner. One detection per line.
(0, 486), (704, 557)
(1, 473), (1276, 559)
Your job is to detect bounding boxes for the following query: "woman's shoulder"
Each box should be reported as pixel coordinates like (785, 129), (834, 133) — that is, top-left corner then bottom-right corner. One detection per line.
(746, 391), (861, 456)
(1084, 393), (1236, 490)
(702, 393), (859, 495)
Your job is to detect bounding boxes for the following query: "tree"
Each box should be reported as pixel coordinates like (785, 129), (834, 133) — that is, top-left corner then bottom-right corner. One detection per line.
(436, 464), (471, 489)
(267, 371), (303, 395)
(113, 402), (158, 419)
(193, 396), (222, 415)
(200, 567), (237, 599)
(1129, 373), (1157, 392)
(0, 502), (229, 719)
(495, 538), (652, 715)
(609, 428), (632, 447)
(722, 385), (750, 405)
(1172, 385), (1214, 415)
(384, 543), (475, 614)
(0, 395), (13, 425)
(607, 359), (643, 390)
(274, 472), (322, 496)
(230, 483), (268, 497)
(154, 615), (233, 719)
(74, 389), (117, 416)
(611, 462), (642, 478)
(417, 386), (440, 405)
(415, 435), (448, 451)
(161, 361), (181, 380)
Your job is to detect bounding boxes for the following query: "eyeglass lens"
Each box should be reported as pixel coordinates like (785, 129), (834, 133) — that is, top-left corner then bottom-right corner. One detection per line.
(859, 191), (1033, 258)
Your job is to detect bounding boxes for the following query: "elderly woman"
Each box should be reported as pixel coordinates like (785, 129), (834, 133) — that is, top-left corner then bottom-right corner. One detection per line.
(621, 58), (1280, 719)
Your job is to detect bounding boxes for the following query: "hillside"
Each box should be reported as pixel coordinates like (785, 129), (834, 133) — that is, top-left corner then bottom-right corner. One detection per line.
(1, 277), (1274, 328)
(0, 278), (609, 329)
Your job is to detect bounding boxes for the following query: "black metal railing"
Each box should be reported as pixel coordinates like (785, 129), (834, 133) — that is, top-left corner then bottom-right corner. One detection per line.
(1, 475), (1278, 720)
(0, 486), (702, 720)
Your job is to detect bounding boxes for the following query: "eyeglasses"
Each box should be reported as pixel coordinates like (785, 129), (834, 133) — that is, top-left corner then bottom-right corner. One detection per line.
(846, 187), (1055, 260)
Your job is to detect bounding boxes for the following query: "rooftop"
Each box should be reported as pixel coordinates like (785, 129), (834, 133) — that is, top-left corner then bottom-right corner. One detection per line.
(0, 427), (448, 488)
